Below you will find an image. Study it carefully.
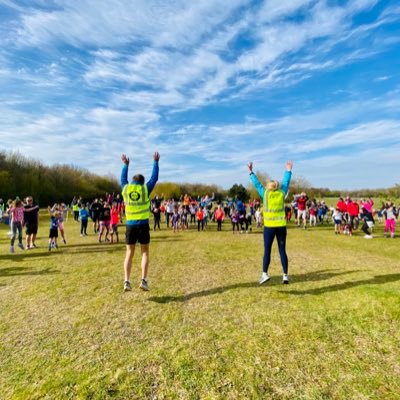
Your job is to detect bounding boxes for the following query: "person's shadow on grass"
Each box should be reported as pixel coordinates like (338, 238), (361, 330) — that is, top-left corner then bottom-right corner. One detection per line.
(0, 266), (59, 278)
(280, 273), (400, 296)
(148, 269), (358, 303)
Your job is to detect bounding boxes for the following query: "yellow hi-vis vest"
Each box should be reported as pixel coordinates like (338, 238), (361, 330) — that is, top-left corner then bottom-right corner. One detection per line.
(72, 204), (80, 212)
(122, 183), (150, 222)
(263, 189), (286, 227)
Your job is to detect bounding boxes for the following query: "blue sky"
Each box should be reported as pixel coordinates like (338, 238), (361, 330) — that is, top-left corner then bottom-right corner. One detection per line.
(0, 0), (399, 190)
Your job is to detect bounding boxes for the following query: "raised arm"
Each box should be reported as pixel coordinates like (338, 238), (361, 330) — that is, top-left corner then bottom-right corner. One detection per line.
(147, 151), (160, 194)
(120, 154), (129, 188)
(248, 162), (265, 198)
(281, 160), (293, 195)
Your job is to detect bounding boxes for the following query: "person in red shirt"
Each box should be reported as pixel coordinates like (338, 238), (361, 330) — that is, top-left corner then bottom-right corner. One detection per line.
(297, 192), (308, 229)
(214, 205), (225, 231)
(347, 198), (360, 230)
(336, 197), (347, 213)
(196, 208), (204, 231)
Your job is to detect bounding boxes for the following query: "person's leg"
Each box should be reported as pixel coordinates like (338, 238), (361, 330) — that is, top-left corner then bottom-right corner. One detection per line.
(361, 221), (369, 235)
(11, 222), (17, 246)
(276, 227), (288, 275)
(98, 225), (104, 242)
(262, 227), (275, 274)
(17, 222), (23, 246)
(390, 219), (395, 237)
(84, 220), (88, 235)
(25, 228), (31, 249)
(124, 244), (135, 282)
(140, 244), (149, 280)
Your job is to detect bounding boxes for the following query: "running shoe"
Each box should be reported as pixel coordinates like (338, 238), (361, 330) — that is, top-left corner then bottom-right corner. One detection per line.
(139, 279), (149, 291)
(10, 245), (14, 253)
(282, 274), (289, 284)
(259, 272), (270, 285)
(123, 281), (132, 292)
(62, 239), (67, 244)
(364, 235), (373, 239)
(48, 245), (52, 251)
(18, 243), (24, 250)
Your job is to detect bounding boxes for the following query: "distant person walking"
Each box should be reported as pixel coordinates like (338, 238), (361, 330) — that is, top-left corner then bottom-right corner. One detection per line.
(121, 151), (160, 292)
(9, 199), (25, 253)
(248, 160), (293, 284)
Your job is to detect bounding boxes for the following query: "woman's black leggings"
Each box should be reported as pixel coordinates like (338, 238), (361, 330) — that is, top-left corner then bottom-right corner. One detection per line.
(263, 227), (288, 274)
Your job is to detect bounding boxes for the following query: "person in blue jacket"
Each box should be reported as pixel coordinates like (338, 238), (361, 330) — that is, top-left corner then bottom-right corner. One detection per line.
(248, 160), (293, 284)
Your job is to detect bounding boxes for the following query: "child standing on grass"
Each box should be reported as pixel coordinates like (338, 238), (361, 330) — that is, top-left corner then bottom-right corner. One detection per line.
(230, 209), (240, 234)
(110, 201), (121, 243)
(9, 199), (25, 253)
(48, 208), (61, 251)
(383, 202), (397, 238)
(181, 207), (189, 230)
(172, 209), (180, 233)
(332, 208), (342, 235)
(255, 208), (262, 228)
(196, 208), (204, 231)
(79, 204), (89, 236)
(215, 205), (225, 231)
(51, 203), (67, 244)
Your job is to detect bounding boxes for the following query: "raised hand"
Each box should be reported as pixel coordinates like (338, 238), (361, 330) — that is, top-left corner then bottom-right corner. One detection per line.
(121, 154), (130, 165)
(153, 151), (160, 161)
(247, 162), (253, 173)
(286, 160), (293, 171)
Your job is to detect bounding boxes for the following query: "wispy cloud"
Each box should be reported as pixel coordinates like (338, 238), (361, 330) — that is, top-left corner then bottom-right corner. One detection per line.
(0, 0), (399, 189)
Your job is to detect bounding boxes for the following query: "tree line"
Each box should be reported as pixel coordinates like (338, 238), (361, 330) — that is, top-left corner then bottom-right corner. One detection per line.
(1, 151), (399, 205)
(0, 151), (120, 206)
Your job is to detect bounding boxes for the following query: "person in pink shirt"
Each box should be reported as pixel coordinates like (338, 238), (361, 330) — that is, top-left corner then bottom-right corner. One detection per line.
(360, 198), (374, 213)
(110, 201), (121, 243)
(8, 199), (25, 252)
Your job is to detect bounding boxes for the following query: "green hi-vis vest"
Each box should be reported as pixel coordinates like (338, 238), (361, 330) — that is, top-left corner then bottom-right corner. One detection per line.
(263, 189), (286, 227)
(122, 183), (150, 222)
(72, 204), (80, 212)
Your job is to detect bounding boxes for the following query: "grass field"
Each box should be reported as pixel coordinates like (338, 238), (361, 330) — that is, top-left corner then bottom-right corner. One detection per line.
(1, 213), (400, 399)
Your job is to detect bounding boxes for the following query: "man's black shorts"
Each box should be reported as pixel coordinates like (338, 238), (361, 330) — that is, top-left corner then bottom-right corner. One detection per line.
(25, 223), (38, 235)
(125, 224), (150, 245)
(92, 213), (100, 223)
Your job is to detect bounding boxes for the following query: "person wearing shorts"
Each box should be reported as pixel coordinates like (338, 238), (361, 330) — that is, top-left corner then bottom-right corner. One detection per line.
(120, 151), (160, 292)
(98, 202), (111, 243)
(90, 199), (102, 233)
(24, 196), (39, 249)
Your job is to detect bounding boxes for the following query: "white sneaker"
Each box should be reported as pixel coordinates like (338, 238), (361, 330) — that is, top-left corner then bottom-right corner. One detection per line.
(259, 272), (270, 285)
(282, 274), (289, 284)
(364, 235), (373, 239)
(139, 279), (149, 291)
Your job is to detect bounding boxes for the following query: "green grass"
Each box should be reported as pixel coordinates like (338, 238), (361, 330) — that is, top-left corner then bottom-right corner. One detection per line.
(1, 214), (400, 399)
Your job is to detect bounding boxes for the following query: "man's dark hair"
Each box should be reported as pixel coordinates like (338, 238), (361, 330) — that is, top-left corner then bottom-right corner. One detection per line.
(133, 174), (145, 184)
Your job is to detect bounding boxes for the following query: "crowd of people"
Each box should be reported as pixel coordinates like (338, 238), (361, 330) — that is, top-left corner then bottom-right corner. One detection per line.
(2, 153), (399, 292)
(1, 191), (399, 254)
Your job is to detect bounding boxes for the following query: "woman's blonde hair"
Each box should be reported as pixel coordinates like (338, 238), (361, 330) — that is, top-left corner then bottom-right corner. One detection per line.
(266, 180), (280, 191)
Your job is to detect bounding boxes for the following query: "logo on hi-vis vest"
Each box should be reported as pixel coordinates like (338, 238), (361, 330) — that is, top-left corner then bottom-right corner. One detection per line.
(129, 191), (141, 201)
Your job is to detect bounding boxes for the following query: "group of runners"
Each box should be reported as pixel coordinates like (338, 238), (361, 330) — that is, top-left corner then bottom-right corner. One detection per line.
(2, 152), (398, 292)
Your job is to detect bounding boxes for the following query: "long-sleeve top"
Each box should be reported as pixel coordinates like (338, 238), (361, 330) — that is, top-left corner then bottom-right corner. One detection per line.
(250, 170), (292, 200)
(79, 208), (89, 221)
(120, 161), (159, 226)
